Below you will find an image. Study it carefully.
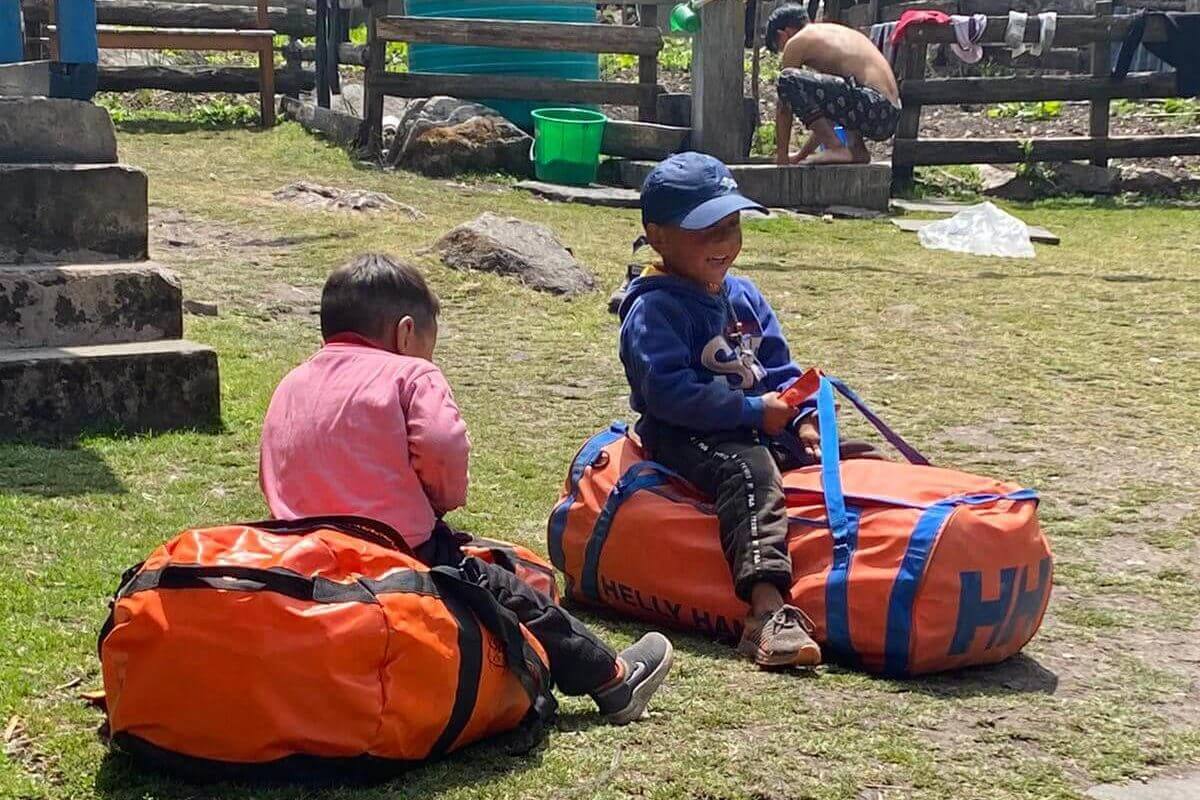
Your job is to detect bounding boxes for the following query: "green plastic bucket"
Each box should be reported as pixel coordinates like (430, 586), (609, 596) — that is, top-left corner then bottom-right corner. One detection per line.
(531, 108), (607, 186)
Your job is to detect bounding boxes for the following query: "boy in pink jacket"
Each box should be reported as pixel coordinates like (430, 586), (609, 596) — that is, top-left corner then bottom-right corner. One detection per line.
(260, 253), (672, 725)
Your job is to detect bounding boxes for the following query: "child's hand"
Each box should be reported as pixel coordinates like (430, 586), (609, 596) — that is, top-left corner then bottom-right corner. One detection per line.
(760, 392), (797, 436)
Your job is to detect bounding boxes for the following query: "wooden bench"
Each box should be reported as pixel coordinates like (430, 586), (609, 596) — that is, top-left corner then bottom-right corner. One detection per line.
(48, 0), (277, 126)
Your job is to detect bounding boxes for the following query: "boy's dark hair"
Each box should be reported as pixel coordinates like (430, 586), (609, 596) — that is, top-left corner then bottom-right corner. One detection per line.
(765, 4), (809, 53)
(320, 253), (440, 341)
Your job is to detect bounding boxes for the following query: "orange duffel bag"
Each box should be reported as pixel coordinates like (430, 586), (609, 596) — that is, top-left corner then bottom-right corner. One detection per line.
(99, 516), (555, 781)
(548, 376), (1053, 676)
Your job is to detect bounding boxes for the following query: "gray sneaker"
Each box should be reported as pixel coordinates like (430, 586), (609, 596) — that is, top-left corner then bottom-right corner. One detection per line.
(592, 632), (675, 725)
(737, 605), (822, 668)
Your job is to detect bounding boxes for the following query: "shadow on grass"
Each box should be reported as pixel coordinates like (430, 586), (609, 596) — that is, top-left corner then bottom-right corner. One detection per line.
(112, 119), (266, 136)
(0, 442), (126, 497)
(902, 653), (1059, 698)
(93, 726), (551, 800)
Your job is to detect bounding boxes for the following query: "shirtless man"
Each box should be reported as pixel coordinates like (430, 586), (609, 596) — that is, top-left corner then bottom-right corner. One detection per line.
(765, 4), (900, 165)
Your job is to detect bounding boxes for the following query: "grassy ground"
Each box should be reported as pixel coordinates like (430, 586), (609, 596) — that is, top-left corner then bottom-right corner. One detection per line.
(2, 121), (1199, 800)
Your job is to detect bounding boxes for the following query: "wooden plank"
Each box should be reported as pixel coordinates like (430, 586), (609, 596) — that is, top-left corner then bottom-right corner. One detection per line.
(373, 71), (658, 107)
(88, 29), (275, 50)
(1090, 1), (1113, 167)
(23, 0), (314, 37)
(892, 217), (1060, 244)
(638, 4), (660, 122)
(602, 119), (690, 159)
(377, 17), (662, 56)
(905, 14), (1171, 47)
(893, 135), (1200, 165)
(902, 72), (1180, 105)
(98, 64), (313, 92)
(691, 0), (744, 162)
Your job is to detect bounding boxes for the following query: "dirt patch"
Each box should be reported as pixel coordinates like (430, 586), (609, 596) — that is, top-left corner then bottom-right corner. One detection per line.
(271, 181), (425, 218)
(149, 207), (324, 317)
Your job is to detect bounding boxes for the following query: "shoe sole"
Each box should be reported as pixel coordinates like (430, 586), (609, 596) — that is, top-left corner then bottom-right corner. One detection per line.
(604, 635), (675, 726)
(737, 639), (823, 669)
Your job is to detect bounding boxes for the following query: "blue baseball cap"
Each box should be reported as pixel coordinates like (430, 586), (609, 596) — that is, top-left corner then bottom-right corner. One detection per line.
(641, 152), (766, 230)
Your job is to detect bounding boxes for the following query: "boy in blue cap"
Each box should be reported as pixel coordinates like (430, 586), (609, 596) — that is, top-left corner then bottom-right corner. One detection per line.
(617, 152), (824, 668)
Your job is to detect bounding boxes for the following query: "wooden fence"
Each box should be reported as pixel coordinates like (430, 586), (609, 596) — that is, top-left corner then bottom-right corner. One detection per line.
(359, 0), (674, 153)
(21, 0), (316, 97)
(864, 2), (1200, 186)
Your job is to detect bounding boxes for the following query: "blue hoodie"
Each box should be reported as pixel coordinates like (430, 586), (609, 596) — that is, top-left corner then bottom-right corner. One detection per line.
(618, 271), (802, 432)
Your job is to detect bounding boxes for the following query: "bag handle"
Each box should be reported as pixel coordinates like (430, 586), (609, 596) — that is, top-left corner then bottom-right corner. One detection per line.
(430, 564), (558, 734)
(814, 375), (930, 537)
(247, 515), (416, 556)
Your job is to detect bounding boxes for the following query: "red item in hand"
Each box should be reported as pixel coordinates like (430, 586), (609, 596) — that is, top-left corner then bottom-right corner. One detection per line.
(779, 367), (823, 408)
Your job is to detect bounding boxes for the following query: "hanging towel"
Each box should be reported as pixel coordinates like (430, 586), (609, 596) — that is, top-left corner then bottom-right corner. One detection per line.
(949, 14), (988, 64)
(1030, 12), (1057, 57)
(891, 10), (950, 46)
(870, 21), (899, 65)
(1114, 11), (1200, 96)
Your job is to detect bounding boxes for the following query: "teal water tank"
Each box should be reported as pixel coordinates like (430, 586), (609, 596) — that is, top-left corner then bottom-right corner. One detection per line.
(406, 0), (600, 131)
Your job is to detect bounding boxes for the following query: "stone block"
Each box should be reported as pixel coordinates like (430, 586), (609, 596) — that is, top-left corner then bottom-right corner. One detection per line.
(0, 340), (220, 441)
(604, 160), (892, 212)
(0, 262), (183, 348)
(0, 163), (148, 262)
(0, 97), (118, 164)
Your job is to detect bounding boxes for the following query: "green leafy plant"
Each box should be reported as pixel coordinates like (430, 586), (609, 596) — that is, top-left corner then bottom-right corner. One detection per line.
(750, 121), (776, 158)
(192, 98), (260, 127)
(986, 101), (1064, 121)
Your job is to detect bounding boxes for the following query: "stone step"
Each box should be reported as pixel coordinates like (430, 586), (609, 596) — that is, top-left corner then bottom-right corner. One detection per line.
(0, 340), (220, 441)
(600, 159), (893, 212)
(0, 262), (182, 349)
(0, 163), (148, 262)
(0, 97), (118, 164)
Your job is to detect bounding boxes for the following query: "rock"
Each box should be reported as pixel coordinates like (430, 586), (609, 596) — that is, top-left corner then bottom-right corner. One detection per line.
(1, 262), (182, 348)
(183, 299), (219, 317)
(0, 97), (117, 164)
(0, 163), (148, 262)
(0, 341), (220, 442)
(979, 165), (1041, 201)
(1118, 165), (1200, 197)
(435, 213), (595, 296)
(272, 181), (424, 218)
(1048, 161), (1120, 195)
(386, 97), (532, 179)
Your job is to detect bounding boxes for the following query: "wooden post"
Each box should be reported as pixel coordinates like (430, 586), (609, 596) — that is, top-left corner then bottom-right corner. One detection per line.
(327, 0), (341, 95)
(638, 4), (658, 122)
(315, 0), (330, 106)
(362, 0), (385, 154)
(691, 0), (745, 162)
(891, 40), (926, 192)
(1089, 0), (1112, 167)
(258, 0), (275, 126)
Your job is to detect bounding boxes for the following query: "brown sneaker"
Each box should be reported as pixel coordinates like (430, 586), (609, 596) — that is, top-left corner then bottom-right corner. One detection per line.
(737, 605), (822, 668)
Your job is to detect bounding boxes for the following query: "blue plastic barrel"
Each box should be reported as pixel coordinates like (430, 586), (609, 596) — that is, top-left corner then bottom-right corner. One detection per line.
(406, 0), (599, 131)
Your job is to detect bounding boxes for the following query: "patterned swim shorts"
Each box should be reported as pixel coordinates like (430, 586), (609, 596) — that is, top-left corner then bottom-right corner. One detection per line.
(777, 68), (901, 142)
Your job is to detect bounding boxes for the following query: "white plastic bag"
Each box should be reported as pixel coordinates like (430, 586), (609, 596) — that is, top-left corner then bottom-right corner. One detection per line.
(916, 202), (1036, 259)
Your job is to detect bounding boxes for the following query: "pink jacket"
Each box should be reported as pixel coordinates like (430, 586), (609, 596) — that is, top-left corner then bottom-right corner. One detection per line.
(259, 334), (470, 550)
